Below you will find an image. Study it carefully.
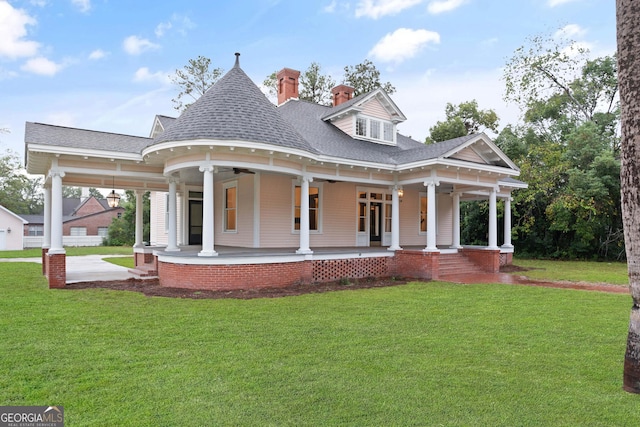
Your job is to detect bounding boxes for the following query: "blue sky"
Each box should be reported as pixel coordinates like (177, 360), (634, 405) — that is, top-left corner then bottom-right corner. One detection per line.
(1, 0), (616, 158)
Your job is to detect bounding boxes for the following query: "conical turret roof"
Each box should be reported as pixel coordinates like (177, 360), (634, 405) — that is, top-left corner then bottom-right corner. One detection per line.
(149, 54), (314, 153)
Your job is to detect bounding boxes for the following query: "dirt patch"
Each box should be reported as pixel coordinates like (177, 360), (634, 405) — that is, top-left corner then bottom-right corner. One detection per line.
(499, 264), (533, 273)
(64, 277), (410, 299)
(63, 272), (629, 298)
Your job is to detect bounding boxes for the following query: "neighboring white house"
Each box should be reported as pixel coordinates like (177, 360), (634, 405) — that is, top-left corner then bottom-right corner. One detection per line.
(0, 205), (28, 250)
(24, 53), (527, 289)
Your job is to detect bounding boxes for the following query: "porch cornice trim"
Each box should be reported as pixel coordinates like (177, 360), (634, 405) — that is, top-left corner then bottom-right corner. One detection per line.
(27, 143), (143, 162)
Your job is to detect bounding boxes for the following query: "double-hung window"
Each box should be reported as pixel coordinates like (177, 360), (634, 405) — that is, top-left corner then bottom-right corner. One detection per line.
(293, 183), (321, 232)
(355, 115), (394, 144)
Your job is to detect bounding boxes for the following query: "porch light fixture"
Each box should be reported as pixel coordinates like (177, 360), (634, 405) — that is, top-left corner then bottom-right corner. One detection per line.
(106, 177), (121, 208)
(398, 189), (404, 198)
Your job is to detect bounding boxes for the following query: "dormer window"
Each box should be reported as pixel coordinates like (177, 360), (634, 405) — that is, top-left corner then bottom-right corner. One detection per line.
(354, 115), (395, 144)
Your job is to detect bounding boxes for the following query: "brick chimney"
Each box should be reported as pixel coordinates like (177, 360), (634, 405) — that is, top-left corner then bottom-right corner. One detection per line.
(276, 68), (300, 105)
(331, 84), (355, 107)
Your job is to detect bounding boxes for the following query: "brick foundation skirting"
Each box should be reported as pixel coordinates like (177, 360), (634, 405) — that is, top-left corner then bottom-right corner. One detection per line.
(158, 256), (396, 291)
(157, 250), (492, 291)
(460, 248), (501, 273)
(47, 253), (66, 289)
(394, 250), (439, 280)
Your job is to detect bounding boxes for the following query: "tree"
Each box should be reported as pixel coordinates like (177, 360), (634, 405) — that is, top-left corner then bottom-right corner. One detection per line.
(104, 191), (150, 246)
(617, 0), (640, 394)
(170, 56), (224, 112)
(501, 29), (622, 260)
(262, 71), (278, 100)
(299, 62), (335, 105)
(0, 148), (43, 214)
(426, 100), (499, 143)
(62, 187), (105, 199)
(504, 32), (619, 146)
(343, 59), (396, 96)
(63, 186), (81, 198)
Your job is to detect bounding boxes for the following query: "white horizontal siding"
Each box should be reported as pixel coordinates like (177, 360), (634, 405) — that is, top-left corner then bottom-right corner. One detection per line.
(361, 98), (392, 120)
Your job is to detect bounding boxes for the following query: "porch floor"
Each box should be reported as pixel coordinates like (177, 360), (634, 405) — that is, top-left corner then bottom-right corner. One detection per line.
(153, 245), (449, 258)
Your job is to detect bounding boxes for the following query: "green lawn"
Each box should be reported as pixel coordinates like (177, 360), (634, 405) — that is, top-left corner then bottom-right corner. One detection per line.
(0, 246), (133, 258)
(0, 261), (638, 426)
(513, 258), (629, 285)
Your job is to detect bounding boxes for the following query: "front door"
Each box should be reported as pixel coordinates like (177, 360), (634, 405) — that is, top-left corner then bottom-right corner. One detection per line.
(188, 200), (203, 245)
(356, 189), (391, 247)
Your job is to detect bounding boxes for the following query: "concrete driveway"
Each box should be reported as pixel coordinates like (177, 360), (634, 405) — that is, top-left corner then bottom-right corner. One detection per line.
(0, 254), (136, 283)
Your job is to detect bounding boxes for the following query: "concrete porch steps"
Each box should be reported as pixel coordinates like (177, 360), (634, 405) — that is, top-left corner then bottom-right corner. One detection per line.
(128, 263), (158, 278)
(438, 253), (486, 277)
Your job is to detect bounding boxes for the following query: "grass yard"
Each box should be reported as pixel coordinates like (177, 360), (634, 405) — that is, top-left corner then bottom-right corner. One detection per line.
(513, 258), (629, 285)
(0, 246), (133, 258)
(0, 261), (638, 426)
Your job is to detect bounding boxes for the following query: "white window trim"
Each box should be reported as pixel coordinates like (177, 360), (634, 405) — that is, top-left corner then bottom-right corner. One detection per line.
(291, 180), (323, 234)
(223, 180), (238, 233)
(352, 114), (396, 145)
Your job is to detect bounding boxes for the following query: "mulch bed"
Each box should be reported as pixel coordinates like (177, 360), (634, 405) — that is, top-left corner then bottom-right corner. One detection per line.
(64, 277), (410, 299)
(63, 266), (629, 298)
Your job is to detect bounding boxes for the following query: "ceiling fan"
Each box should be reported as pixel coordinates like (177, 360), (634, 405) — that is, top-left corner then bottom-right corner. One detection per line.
(233, 167), (255, 175)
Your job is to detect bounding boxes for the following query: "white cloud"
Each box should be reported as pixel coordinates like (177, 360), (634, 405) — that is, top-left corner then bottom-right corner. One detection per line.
(323, 0), (337, 13)
(21, 57), (64, 76)
(369, 28), (440, 64)
(123, 36), (160, 55)
(355, 0), (423, 19)
(548, 0), (581, 7)
(427, 0), (468, 14)
(554, 24), (586, 39)
(133, 67), (170, 84)
(155, 21), (172, 37)
(394, 68), (517, 141)
(71, 0), (91, 13)
(88, 49), (108, 60)
(0, 2), (40, 59)
(155, 14), (195, 37)
(0, 66), (18, 80)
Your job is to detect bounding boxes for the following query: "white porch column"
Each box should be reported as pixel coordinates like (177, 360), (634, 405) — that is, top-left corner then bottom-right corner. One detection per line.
(199, 165), (218, 257)
(452, 192), (462, 249)
(488, 187), (498, 249)
(43, 185), (51, 249)
(134, 190), (144, 248)
(424, 181), (438, 252)
(166, 178), (180, 252)
(296, 176), (313, 255)
(388, 185), (402, 251)
(49, 170), (65, 254)
(502, 197), (513, 248)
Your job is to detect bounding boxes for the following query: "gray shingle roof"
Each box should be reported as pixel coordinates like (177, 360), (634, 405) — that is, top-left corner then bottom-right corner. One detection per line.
(156, 115), (176, 131)
(25, 122), (150, 154)
(24, 57), (508, 171)
(277, 100), (476, 166)
(150, 56), (315, 153)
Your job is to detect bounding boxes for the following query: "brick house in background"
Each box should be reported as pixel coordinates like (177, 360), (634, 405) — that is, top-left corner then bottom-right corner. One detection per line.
(19, 196), (124, 247)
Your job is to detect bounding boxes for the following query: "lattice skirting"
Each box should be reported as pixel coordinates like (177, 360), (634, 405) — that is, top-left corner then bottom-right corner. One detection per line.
(312, 257), (391, 282)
